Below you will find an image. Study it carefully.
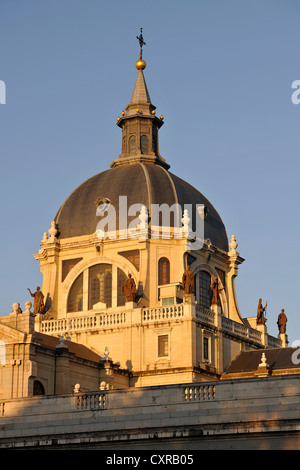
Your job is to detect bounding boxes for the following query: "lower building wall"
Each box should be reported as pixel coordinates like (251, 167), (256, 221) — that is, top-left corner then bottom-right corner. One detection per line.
(1, 374), (300, 450)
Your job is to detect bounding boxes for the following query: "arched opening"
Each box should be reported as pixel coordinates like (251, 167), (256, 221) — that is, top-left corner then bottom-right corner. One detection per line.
(140, 135), (148, 154)
(33, 380), (45, 396)
(129, 135), (136, 154)
(197, 270), (211, 309)
(117, 268), (127, 306)
(158, 257), (170, 286)
(67, 272), (83, 313)
(67, 264), (129, 312)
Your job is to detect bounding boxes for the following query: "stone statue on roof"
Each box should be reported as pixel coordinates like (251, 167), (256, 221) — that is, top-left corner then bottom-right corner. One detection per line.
(27, 286), (44, 314)
(257, 298), (267, 325)
(277, 308), (287, 334)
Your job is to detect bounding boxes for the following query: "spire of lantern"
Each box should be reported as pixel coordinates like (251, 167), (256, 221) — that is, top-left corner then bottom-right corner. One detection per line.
(110, 29), (169, 170)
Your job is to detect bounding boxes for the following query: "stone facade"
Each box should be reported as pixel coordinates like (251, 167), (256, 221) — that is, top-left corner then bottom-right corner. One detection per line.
(0, 45), (293, 449)
(0, 374), (300, 449)
(0, 295), (283, 399)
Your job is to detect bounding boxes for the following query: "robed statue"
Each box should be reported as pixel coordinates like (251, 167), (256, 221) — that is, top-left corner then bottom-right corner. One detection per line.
(121, 274), (137, 302)
(182, 266), (194, 295)
(257, 298), (267, 325)
(277, 308), (287, 334)
(27, 286), (44, 314)
(209, 274), (223, 306)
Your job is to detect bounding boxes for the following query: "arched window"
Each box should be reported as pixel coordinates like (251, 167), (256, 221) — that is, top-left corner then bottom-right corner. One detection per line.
(140, 135), (148, 154)
(33, 380), (45, 396)
(67, 272), (83, 313)
(67, 264), (128, 312)
(158, 257), (170, 285)
(197, 271), (211, 309)
(129, 135), (136, 154)
(117, 268), (127, 306)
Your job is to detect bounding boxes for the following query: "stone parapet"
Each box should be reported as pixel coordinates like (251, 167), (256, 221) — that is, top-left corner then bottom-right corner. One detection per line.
(1, 375), (300, 449)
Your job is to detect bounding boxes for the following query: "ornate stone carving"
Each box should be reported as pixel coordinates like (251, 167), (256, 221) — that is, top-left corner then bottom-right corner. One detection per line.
(48, 221), (58, 239)
(229, 235), (239, 256)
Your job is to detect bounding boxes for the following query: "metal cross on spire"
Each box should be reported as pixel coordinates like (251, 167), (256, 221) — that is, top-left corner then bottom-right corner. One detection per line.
(136, 27), (146, 59)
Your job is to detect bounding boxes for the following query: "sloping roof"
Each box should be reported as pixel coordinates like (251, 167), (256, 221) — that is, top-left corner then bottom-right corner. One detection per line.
(32, 332), (102, 364)
(223, 348), (300, 376)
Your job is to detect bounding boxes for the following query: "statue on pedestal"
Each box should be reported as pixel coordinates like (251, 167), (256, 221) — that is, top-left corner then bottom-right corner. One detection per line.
(182, 266), (194, 295)
(277, 308), (287, 334)
(257, 298), (267, 325)
(121, 274), (137, 302)
(27, 286), (44, 314)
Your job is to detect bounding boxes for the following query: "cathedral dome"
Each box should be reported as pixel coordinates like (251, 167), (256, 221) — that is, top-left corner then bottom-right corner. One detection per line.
(54, 162), (228, 251)
(54, 46), (228, 252)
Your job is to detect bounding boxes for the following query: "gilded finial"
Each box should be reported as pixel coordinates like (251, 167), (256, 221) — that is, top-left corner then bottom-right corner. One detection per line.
(136, 27), (146, 70)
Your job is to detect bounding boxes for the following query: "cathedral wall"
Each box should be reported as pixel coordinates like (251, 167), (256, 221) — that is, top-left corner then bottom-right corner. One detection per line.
(1, 375), (300, 449)
(222, 336), (243, 371)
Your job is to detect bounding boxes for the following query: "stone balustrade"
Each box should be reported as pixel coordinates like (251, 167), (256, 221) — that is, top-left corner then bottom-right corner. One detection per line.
(38, 301), (281, 348)
(142, 305), (184, 322)
(184, 384), (216, 401)
(75, 391), (106, 410)
(41, 311), (126, 334)
(1, 375), (300, 449)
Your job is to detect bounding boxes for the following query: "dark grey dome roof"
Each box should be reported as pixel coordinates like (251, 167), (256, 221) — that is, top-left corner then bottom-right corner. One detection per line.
(54, 163), (228, 251)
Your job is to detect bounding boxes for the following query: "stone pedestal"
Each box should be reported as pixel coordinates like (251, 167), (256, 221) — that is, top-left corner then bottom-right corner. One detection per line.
(256, 323), (268, 346)
(279, 333), (289, 348)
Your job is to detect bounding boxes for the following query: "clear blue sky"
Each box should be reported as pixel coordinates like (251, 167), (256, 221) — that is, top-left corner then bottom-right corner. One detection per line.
(0, 0), (299, 342)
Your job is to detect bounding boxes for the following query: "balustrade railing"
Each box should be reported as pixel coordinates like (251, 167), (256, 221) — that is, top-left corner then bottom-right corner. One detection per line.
(75, 392), (106, 410)
(41, 311), (126, 335)
(195, 305), (215, 325)
(184, 384), (216, 401)
(142, 305), (184, 322)
(221, 316), (262, 343)
(40, 302), (264, 346)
